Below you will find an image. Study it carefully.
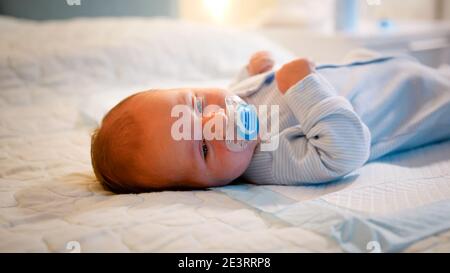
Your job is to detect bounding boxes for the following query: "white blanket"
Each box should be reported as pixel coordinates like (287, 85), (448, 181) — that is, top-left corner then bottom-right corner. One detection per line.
(0, 16), (449, 252)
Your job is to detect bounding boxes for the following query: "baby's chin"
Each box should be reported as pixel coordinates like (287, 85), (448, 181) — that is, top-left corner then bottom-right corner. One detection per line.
(212, 143), (258, 186)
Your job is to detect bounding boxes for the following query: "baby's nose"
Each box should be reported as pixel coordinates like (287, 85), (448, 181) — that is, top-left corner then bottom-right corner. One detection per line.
(202, 110), (228, 140)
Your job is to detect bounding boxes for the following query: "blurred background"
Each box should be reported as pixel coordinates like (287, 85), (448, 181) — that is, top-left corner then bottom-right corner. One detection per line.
(1, 0), (450, 66)
(1, 0), (450, 24)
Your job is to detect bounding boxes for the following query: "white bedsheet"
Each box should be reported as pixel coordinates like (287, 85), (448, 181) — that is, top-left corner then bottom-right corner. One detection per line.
(0, 16), (449, 253)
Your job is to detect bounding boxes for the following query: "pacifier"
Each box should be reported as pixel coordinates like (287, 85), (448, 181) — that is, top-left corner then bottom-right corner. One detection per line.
(224, 95), (259, 152)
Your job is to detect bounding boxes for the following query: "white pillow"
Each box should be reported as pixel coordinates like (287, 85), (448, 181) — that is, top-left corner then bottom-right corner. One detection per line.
(0, 16), (294, 88)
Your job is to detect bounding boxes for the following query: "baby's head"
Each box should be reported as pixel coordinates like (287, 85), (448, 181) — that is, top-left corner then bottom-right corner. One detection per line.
(91, 88), (258, 193)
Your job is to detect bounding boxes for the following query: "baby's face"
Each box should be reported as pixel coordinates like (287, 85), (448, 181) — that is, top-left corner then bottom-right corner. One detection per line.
(117, 88), (258, 190)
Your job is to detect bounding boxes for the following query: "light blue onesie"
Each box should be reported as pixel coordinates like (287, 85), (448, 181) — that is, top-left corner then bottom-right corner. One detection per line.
(230, 53), (450, 185)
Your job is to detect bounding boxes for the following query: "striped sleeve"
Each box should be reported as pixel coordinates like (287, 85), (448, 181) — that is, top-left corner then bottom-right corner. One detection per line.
(270, 73), (371, 185)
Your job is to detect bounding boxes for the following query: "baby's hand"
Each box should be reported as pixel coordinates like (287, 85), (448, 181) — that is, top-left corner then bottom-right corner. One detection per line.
(247, 51), (275, 76)
(275, 59), (315, 94)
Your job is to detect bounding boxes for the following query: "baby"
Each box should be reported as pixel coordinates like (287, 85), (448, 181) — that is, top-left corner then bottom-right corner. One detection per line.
(91, 50), (450, 193)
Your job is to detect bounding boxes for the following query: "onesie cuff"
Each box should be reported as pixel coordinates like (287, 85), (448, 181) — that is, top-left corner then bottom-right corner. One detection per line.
(283, 73), (337, 121)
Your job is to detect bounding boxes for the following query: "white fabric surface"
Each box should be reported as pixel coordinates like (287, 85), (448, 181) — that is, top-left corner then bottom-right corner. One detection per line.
(0, 16), (449, 252)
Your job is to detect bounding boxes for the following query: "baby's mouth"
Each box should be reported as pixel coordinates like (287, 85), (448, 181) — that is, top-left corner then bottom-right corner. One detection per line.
(224, 95), (259, 153)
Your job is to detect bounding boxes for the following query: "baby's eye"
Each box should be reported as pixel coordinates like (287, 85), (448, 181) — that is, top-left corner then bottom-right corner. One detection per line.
(195, 96), (203, 114)
(202, 139), (208, 159)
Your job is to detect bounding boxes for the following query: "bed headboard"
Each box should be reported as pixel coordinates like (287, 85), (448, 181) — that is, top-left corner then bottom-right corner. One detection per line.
(0, 0), (178, 20)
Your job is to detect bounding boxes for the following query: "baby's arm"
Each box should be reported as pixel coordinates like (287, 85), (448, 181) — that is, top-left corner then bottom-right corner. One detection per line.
(229, 51), (274, 88)
(271, 59), (371, 184)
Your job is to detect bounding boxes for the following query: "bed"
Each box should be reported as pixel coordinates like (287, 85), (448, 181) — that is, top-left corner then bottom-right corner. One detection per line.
(1, 16), (449, 253)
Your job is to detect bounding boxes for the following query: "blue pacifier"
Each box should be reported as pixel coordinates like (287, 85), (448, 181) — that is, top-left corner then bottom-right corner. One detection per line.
(225, 95), (259, 152)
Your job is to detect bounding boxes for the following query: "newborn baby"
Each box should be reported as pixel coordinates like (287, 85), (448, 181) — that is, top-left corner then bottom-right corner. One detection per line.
(91, 50), (450, 193)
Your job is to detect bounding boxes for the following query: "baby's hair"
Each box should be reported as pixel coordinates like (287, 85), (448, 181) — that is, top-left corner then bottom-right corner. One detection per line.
(90, 93), (144, 194)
